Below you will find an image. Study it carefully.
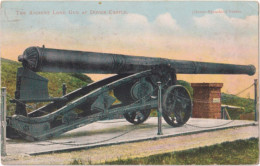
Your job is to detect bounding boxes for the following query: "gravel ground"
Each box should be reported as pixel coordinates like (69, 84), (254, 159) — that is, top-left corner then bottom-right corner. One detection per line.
(1, 125), (258, 165)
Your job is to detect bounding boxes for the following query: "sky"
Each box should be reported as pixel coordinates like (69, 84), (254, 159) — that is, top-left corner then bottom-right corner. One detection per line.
(0, 1), (259, 98)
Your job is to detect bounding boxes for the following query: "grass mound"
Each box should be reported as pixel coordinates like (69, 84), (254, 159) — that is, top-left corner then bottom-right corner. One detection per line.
(1, 58), (92, 116)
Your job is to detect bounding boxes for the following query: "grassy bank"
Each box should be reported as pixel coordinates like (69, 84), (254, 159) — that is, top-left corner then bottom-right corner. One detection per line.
(103, 138), (259, 165)
(1, 58), (92, 116)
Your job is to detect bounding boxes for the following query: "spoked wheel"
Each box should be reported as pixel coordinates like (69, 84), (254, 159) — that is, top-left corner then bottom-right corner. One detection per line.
(124, 109), (151, 125)
(162, 85), (192, 127)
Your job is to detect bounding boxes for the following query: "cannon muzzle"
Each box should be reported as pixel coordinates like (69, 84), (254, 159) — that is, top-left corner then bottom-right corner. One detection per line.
(18, 46), (256, 76)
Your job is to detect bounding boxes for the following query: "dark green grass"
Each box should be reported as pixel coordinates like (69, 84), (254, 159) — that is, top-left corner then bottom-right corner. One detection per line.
(104, 138), (259, 165)
(222, 93), (255, 119)
(1, 58), (92, 116)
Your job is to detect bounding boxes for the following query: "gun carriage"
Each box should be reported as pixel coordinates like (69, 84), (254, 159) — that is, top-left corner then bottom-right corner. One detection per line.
(6, 46), (255, 141)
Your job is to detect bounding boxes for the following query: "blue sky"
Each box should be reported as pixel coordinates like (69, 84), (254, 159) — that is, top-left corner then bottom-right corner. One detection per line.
(1, 1), (258, 30)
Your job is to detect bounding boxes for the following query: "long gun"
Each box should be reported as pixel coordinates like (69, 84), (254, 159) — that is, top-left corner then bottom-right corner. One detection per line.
(18, 46), (255, 75)
(7, 45), (256, 141)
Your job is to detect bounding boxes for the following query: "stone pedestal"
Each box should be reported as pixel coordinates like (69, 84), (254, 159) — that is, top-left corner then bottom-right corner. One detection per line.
(191, 83), (223, 119)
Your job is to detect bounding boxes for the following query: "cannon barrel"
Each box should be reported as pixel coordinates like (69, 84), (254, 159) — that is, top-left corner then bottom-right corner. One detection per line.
(18, 46), (256, 76)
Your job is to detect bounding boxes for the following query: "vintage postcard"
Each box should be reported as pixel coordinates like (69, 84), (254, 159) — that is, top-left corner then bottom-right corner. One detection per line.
(0, 0), (259, 165)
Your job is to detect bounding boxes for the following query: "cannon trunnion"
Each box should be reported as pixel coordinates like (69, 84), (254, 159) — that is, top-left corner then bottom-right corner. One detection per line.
(7, 46), (255, 141)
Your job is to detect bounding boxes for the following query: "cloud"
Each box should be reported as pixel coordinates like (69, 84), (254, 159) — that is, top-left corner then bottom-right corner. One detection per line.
(85, 13), (150, 36)
(75, 13), (184, 55)
(152, 13), (181, 34)
(84, 12), (181, 39)
(193, 8), (258, 37)
(124, 13), (150, 28)
(190, 9), (258, 63)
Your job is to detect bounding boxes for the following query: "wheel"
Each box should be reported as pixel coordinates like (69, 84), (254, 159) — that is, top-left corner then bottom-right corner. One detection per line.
(124, 109), (151, 125)
(162, 85), (192, 127)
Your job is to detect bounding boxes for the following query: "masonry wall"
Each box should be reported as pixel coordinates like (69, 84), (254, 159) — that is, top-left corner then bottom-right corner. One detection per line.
(191, 83), (223, 119)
